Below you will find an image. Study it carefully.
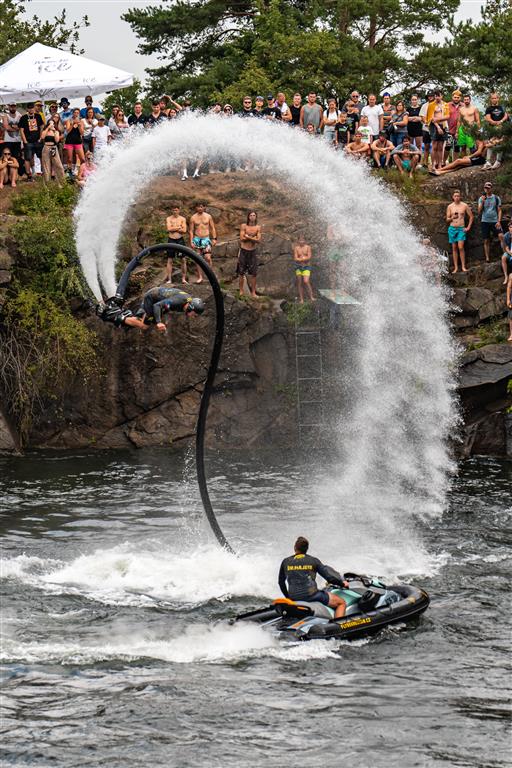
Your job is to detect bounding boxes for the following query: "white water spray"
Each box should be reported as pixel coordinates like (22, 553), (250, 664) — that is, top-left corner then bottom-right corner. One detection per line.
(75, 114), (456, 554)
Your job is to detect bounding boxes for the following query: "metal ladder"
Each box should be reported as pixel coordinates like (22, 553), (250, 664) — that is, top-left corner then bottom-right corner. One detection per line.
(294, 310), (324, 435)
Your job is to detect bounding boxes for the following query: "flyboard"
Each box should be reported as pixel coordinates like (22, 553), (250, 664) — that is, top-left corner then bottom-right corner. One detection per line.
(98, 244), (430, 640)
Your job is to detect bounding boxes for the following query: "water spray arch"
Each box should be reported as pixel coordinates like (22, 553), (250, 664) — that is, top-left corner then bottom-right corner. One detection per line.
(76, 114), (457, 550)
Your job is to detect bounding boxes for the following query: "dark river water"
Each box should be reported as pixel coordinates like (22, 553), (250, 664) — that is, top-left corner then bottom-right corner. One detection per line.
(0, 450), (510, 768)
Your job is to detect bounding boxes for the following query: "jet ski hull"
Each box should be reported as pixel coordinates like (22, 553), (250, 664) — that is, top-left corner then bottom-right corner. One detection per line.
(232, 580), (429, 642)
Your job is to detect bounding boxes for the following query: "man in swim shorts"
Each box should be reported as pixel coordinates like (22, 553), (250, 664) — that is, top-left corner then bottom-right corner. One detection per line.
(190, 202), (217, 283)
(165, 203), (188, 284)
(278, 537), (349, 618)
(457, 94), (480, 156)
(293, 234), (314, 303)
(238, 210), (261, 297)
(446, 190), (473, 273)
(391, 136), (421, 176)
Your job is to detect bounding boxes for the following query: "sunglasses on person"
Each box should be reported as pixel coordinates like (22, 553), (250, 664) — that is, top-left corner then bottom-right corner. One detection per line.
(224, 107), (233, 112)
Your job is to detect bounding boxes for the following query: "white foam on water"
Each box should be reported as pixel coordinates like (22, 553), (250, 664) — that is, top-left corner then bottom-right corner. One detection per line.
(0, 622), (345, 665)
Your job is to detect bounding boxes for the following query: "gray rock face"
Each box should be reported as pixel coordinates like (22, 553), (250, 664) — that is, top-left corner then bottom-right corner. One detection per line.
(0, 404), (19, 453)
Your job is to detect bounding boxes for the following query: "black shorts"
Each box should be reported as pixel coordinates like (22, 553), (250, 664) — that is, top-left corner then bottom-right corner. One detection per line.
(167, 237), (186, 257)
(470, 156), (485, 167)
(237, 247), (258, 276)
(422, 129), (431, 146)
(480, 222), (502, 239)
(407, 124), (422, 138)
(24, 142), (42, 160)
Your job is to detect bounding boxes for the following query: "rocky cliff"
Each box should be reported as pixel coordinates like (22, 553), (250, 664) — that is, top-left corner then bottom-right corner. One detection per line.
(0, 167), (510, 457)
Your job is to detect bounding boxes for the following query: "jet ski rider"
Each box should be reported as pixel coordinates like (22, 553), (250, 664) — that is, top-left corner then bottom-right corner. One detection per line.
(278, 537), (349, 618)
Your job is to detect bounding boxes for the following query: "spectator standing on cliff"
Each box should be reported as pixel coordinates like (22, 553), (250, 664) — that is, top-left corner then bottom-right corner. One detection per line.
(294, 234), (315, 303)
(388, 100), (409, 147)
(322, 98), (339, 145)
(344, 101), (360, 136)
(289, 94), (303, 126)
(430, 91), (449, 170)
(19, 103), (44, 182)
(300, 93), (323, 133)
(276, 93), (292, 122)
(2, 103), (23, 170)
(419, 91), (435, 167)
(447, 90), (462, 160)
(92, 115), (111, 156)
(457, 94), (480, 157)
(237, 210), (261, 298)
(334, 112), (351, 149)
(263, 94), (281, 120)
(128, 102), (149, 130)
(358, 114), (373, 145)
(165, 203), (188, 284)
(79, 96), (102, 119)
(379, 93), (395, 135)
(483, 93), (509, 169)
(343, 90), (363, 115)
(446, 190), (473, 273)
(361, 94), (383, 140)
(406, 94), (423, 156)
(190, 202), (217, 283)
(478, 182), (503, 264)
(501, 221), (512, 285)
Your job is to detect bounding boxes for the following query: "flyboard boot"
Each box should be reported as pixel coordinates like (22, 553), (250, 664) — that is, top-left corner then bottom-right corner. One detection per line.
(96, 297), (135, 328)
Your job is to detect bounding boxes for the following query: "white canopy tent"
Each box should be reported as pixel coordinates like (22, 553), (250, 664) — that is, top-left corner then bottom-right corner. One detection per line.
(0, 42), (133, 103)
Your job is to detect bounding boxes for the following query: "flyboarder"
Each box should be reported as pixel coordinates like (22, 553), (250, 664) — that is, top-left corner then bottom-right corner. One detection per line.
(98, 286), (205, 331)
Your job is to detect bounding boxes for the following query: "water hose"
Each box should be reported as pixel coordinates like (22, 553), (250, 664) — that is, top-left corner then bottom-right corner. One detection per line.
(114, 243), (235, 553)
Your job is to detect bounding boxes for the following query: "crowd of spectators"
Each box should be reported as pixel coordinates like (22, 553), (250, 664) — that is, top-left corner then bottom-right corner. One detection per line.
(1, 88), (509, 188)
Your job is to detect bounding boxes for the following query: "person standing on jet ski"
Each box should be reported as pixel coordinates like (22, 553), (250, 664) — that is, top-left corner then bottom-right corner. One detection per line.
(278, 537), (349, 618)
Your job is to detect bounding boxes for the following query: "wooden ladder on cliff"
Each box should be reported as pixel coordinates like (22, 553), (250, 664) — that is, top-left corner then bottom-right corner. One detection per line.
(294, 309), (325, 437)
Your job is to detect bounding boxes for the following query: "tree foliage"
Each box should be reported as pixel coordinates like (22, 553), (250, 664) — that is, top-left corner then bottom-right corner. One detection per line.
(0, 0), (88, 66)
(123, 0), (462, 106)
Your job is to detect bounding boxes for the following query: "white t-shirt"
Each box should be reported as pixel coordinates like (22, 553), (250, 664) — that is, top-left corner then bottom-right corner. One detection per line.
(419, 102), (429, 131)
(361, 104), (383, 137)
(92, 124), (111, 148)
(358, 125), (373, 144)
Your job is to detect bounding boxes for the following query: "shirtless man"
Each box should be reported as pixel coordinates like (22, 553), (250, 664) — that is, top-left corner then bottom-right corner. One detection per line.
(238, 210), (262, 297)
(446, 190), (474, 273)
(345, 131), (370, 159)
(190, 202), (217, 283)
(457, 94), (480, 157)
(165, 203), (188, 284)
(371, 131), (394, 168)
(294, 234), (314, 303)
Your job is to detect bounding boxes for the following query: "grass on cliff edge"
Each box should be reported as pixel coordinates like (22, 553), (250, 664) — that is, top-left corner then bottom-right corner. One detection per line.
(1, 184), (98, 443)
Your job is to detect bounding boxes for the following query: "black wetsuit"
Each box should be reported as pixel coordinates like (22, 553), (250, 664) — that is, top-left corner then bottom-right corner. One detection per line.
(139, 287), (191, 324)
(278, 553), (343, 600)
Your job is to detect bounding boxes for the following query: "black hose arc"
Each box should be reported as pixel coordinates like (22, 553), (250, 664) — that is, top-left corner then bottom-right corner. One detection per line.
(115, 243), (235, 553)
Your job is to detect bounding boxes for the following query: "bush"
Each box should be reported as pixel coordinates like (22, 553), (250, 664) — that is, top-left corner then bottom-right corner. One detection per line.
(10, 183), (78, 216)
(0, 288), (98, 441)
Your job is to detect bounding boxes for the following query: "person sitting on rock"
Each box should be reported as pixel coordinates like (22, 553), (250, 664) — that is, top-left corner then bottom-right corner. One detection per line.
(429, 138), (498, 175)
(345, 130), (371, 160)
(371, 131), (394, 169)
(501, 221), (512, 285)
(391, 135), (421, 177)
(98, 287), (205, 331)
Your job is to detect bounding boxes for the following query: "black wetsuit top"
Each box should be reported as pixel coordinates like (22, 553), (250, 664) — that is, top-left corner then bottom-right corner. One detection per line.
(140, 287), (191, 324)
(278, 553), (342, 600)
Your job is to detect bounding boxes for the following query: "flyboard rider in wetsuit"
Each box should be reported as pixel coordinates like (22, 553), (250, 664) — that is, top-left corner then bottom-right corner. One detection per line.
(278, 537), (349, 618)
(97, 252), (205, 330)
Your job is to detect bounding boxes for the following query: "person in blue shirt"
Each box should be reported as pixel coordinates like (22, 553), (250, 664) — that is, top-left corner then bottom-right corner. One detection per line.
(478, 181), (503, 263)
(59, 98), (73, 122)
(79, 95), (102, 119)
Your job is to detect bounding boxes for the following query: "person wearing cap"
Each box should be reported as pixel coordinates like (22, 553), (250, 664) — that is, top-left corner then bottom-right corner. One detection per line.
(419, 90), (435, 167)
(79, 96), (102, 119)
(371, 131), (394, 169)
(59, 98), (73, 122)
(2, 103), (23, 168)
(263, 94), (281, 120)
(91, 114), (111, 155)
(18, 103), (44, 181)
(447, 90), (462, 160)
(300, 92), (323, 133)
(478, 181), (503, 263)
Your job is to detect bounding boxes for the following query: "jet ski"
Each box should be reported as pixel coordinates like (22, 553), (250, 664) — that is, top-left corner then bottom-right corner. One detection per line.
(231, 573), (429, 641)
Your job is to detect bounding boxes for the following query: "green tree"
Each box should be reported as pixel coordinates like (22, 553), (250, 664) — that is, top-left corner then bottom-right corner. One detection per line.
(0, 0), (88, 66)
(124, 0), (461, 106)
